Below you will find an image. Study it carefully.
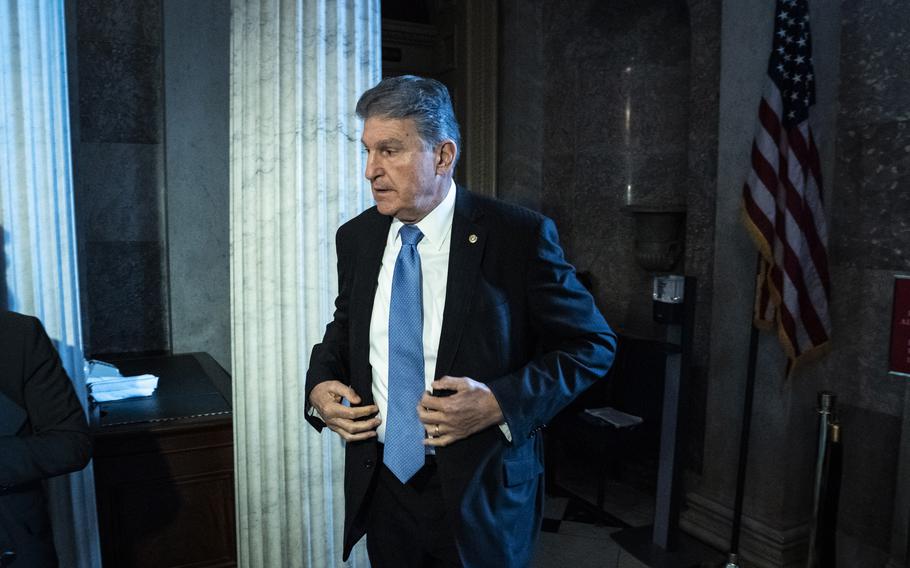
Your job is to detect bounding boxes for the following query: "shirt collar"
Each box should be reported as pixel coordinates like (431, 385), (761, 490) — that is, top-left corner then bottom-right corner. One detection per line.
(391, 180), (456, 252)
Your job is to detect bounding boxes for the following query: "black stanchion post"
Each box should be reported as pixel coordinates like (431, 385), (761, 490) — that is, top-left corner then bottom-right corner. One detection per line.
(808, 392), (838, 568)
(817, 420), (841, 567)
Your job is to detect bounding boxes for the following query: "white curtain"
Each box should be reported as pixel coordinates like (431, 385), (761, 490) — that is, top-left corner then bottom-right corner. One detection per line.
(230, 0), (380, 566)
(0, 1), (101, 567)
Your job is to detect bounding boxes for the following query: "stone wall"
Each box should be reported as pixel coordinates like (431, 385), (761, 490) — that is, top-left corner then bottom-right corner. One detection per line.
(162, 0), (231, 371)
(67, 0), (231, 369)
(498, 0), (718, 479)
(681, 0), (910, 566)
(827, 0), (910, 564)
(500, 0), (909, 565)
(71, 0), (169, 356)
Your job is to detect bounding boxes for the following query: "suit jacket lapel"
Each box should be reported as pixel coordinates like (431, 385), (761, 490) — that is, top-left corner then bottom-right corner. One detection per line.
(349, 209), (390, 398)
(436, 187), (486, 378)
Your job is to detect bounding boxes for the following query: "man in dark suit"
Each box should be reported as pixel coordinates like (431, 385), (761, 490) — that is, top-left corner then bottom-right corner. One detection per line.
(306, 75), (616, 567)
(0, 310), (93, 568)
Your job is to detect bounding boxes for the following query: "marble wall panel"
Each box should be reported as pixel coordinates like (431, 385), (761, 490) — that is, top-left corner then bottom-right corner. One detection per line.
(836, 404), (901, 552)
(76, 0), (162, 144)
(163, 0), (231, 372)
(76, 142), (164, 242)
(76, 0), (161, 44)
(541, 0), (691, 205)
(540, 61), (577, 158)
(539, 152), (575, 249)
(85, 241), (168, 355)
(576, 62), (690, 209)
(839, 532), (893, 568)
(72, 0), (168, 356)
(496, 0), (544, 211)
(543, 0), (689, 66)
(585, 70), (691, 157)
(833, 120), (910, 271)
(77, 39), (162, 144)
(836, 0), (910, 128)
(828, 4), (910, 562)
(682, 0), (721, 371)
(539, 146), (658, 336)
(814, 266), (907, 416)
(833, 0), (910, 273)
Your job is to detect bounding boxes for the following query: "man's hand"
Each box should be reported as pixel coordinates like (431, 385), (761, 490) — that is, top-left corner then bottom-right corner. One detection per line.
(309, 380), (380, 442)
(418, 376), (504, 447)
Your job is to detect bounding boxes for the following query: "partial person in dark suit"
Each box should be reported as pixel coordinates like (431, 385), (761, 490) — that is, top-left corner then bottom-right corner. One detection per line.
(306, 75), (616, 567)
(0, 310), (92, 568)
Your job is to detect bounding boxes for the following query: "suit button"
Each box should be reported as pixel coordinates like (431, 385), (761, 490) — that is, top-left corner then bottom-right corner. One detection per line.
(364, 459), (375, 469)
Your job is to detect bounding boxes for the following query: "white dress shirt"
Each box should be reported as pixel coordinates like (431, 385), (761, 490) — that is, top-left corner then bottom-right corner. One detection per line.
(370, 181), (456, 443)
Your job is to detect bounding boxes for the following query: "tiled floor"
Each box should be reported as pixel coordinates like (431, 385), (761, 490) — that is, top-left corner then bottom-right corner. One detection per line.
(533, 459), (724, 568)
(533, 476), (653, 568)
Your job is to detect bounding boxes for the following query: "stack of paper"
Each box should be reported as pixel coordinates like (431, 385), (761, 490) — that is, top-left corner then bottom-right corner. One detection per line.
(583, 406), (643, 429)
(85, 359), (159, 402)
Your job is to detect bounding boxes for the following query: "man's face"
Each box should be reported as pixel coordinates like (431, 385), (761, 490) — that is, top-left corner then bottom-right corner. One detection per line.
(361, 116), (450, 223)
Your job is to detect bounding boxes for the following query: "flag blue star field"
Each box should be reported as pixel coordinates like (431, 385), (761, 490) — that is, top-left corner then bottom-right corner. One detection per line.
(742, 0), (831, 369)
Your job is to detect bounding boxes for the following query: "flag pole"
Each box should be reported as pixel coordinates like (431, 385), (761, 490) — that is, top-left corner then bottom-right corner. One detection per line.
(725, 254), (763, 568)
(731, 0), (832, 562)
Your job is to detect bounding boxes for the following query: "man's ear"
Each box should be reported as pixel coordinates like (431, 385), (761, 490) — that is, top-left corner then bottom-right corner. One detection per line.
(435, 140), (457, 174)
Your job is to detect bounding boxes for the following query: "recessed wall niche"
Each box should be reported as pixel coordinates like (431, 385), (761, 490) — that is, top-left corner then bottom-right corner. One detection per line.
(539, 0), (691, 337)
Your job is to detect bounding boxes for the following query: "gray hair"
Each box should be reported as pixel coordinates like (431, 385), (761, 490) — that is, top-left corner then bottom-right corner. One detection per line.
(356, 75), (460, 162)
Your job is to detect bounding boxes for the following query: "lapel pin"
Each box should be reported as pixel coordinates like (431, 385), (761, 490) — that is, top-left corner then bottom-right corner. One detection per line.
(468, 234), (478, 244)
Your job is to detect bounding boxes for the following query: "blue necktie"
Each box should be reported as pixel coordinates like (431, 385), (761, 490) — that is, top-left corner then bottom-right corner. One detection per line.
(384, 224), (426, 483)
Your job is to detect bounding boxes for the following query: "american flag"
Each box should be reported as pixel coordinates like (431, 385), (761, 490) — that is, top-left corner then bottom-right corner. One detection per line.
(742, 0), (831, 368)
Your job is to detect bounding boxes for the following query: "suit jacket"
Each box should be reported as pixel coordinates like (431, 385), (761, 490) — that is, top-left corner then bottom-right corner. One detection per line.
(306, 187), (616, 567)
(0, 311), (92, 568)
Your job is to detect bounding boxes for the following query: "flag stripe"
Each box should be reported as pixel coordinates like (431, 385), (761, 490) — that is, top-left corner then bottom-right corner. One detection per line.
(778, 146), (830, 344)
(741, 0), (831, 369)
(775, 149), (829, 346)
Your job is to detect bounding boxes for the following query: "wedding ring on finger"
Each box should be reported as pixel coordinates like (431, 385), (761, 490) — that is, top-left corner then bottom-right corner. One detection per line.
(434, 424), (440, 437)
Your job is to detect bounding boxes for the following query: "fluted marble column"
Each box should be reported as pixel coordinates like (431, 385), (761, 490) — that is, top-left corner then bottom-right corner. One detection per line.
(0, 2), (101, 567)
(230, 1), (380, 566)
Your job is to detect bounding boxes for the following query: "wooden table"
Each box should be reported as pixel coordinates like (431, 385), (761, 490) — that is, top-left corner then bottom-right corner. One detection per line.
(90, 353), (236, 568)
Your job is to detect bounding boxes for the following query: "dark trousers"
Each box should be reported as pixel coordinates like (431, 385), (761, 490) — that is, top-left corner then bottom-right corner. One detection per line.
(366, 454), (462, 568)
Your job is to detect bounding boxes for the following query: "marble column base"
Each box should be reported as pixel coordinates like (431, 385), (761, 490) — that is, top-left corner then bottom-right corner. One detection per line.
(680, 492), (810, 568)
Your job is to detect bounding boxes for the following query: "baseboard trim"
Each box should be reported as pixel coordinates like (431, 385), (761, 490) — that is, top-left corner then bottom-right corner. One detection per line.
(679, 492), (810, 568)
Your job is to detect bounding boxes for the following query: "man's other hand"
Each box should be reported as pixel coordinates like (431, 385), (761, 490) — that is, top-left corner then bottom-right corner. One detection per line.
(418, 376), (504, 447)
(309, 380), (380, 442)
